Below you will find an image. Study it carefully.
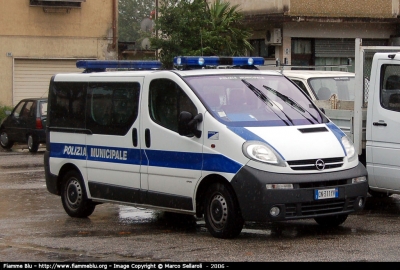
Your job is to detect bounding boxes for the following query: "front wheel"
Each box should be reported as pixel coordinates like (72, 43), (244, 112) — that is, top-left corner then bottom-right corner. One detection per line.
(27, 134), (39, 153)
(61, 171), (95, 218)
(0, 129), (14, 149)
(204, 182), (244, 239)
(314, 214), (348, 227)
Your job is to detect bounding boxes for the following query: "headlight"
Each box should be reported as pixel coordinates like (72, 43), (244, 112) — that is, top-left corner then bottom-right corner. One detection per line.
(352, 176), (367, 183)
(242, 141), (286, 166)
(341, 136), (356, 161)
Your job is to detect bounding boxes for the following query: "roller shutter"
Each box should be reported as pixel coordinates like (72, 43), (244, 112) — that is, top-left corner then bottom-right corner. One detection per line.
(13, 59), (82, 106)
(315, 38), (388, 58)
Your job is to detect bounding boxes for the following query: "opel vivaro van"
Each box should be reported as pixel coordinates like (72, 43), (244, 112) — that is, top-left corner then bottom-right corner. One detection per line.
(44, 57), (368, 239)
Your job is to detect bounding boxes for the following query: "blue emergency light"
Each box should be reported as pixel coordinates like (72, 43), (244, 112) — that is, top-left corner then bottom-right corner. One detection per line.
(173, 56), (265, 68)
(76, 60), (162, 72)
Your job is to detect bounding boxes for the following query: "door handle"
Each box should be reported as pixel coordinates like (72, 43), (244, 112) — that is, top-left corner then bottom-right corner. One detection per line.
(373, 122), (387, 127)
(132, 128), (138, 147)
(145, 128), (151, 148)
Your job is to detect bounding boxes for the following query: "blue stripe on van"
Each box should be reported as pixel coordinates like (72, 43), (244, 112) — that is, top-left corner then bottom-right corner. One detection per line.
(50, 143), (242, 173)
(227, 126), (285, 161)
(227, 126), (266, 142)
(326, 122), (346, 155)
(50, 143), (141, 164)
(143, 149), (241, 173)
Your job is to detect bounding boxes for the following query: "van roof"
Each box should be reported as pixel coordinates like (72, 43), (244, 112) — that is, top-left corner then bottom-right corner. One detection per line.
(53, 68), (284, 81)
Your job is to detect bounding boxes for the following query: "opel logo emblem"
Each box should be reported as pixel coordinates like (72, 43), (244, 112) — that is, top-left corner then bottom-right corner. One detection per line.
(315, 159), (325, 170)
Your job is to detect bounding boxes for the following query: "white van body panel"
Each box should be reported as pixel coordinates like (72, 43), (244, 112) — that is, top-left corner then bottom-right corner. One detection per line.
(49, 132), (87, 179)
(44, 60), (368, 239)
(366, 56), (400, 192)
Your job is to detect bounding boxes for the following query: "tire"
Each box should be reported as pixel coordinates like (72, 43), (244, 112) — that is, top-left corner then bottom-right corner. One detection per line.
(0, 129), (14, 149)
(368, 188), (392, 198)
(61, 170), (96, 218)
(314, 214), (348, 227)
(27, 134), (39, 153)
(204, 182), (244, 239)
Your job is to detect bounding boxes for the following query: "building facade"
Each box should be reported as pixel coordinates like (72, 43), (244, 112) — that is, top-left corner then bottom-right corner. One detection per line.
(0, 0), (118, 106)
(225, 0), (400, 70)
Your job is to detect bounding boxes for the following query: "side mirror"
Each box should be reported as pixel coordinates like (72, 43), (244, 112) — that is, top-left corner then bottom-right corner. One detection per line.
(178, 111), (203, 138)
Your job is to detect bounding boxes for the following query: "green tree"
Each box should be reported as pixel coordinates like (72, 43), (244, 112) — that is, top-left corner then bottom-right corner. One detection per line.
(150, 0), (253, 68)
(204, 0), (253, 56)
(118, 0), (155, 48)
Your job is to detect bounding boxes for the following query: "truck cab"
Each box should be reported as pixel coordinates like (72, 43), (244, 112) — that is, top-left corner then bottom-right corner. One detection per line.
(365, 52), (400, 196)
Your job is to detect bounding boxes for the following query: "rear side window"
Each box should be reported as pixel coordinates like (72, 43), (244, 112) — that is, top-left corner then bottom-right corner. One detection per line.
(87, 82), (140, 135)
(40, 101), (48, 117)
(48, 80), (140, 136)
(48, 82), (87, 129)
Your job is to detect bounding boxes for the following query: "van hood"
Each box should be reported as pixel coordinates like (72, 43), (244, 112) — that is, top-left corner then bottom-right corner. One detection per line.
(229, 123), (346, 161)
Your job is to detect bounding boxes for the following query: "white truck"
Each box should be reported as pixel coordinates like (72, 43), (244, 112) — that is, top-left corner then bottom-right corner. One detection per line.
(313, 38), (400, 197)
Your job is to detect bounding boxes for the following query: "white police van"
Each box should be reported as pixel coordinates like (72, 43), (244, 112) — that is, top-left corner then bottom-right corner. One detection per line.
(44, 56), (368, 239)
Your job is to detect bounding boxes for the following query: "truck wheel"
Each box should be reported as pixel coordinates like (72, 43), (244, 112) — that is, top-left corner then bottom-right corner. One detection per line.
(61, 171), (95, 218)
(368, 188), (392, 198)
(27, 134), (39, 153)
(0, 130), (14, 149)
(314, 214), (348, 227)
(204, 182), (244, 239)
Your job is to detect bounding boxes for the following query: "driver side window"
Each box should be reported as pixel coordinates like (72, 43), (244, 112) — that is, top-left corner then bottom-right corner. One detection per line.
(149, 79), (197, 132)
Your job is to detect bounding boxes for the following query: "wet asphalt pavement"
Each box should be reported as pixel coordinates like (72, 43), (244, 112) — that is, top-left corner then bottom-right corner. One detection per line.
(1, 145), (400, 262)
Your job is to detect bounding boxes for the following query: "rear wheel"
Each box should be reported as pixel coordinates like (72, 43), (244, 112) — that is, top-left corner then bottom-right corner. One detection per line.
(61, 170), (95, 218)
(314, 214), (348, 227)
(27, 134), (39, 153)
(0, 129), (14, 149)
(204, 182), (244, 239)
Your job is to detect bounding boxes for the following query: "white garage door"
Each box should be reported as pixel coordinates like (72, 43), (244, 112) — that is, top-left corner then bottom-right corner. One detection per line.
(13, 59), (83, 106)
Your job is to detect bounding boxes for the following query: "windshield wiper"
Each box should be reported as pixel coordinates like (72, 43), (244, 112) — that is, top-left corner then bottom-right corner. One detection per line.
(241, 79), (293, 126)
(263, 85), (319, 124)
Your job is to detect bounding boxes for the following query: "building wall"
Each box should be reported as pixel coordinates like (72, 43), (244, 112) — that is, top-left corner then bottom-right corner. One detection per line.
(290, 0), (399, 18)
(225, 0), (399, 18)
(223, 0), (400, 66)
(0, 0), (117, 106)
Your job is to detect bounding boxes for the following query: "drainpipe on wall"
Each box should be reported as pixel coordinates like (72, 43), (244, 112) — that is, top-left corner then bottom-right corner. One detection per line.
(112, 0), (117, 50)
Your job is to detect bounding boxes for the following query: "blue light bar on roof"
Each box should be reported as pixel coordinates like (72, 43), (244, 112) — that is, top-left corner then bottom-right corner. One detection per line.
(173, 56), (264, 67)
(76, 60), (162, 71)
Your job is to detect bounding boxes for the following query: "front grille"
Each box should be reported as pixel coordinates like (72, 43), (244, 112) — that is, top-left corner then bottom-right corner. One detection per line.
(284, 198), (356, 218)
(287, 157), (344, 171)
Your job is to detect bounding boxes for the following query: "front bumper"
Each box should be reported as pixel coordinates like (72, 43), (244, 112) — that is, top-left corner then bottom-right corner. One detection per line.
(230, 162), (368, 222)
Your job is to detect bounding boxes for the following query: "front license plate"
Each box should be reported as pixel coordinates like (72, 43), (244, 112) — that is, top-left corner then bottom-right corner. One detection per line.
(314, 188), (338, 200)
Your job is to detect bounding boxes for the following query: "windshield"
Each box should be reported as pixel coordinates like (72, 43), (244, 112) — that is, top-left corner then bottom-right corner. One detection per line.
(185, 74), (326, 127)
(309, 77), (355, 100)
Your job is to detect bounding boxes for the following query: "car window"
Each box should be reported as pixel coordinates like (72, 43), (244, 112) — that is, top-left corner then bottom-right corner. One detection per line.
(40, 102), (48, 117)
(291, 80), (310, 97)
(21, 101), (34, 118)
(12, 101), (25, 118)
(149, 78), (197, 133)
(185, 74), (325, 127)
(309, 77), (355, 100)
